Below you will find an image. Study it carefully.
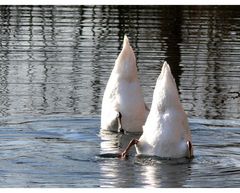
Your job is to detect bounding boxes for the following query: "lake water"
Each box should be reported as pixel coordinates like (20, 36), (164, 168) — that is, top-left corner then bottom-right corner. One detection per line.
(0, 5), (240, 188)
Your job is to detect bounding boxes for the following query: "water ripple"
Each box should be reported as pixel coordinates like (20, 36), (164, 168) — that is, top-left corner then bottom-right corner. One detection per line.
(0, 5), (240, 188)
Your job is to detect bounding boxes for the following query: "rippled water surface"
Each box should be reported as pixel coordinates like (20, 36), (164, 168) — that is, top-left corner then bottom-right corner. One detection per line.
(0, 5), (240, 187)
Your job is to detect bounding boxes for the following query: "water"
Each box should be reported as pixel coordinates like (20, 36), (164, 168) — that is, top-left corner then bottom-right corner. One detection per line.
(0, 5), (240, 187)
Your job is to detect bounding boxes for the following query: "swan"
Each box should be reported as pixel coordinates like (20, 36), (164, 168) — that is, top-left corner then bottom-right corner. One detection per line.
(120, 62), (193, 159)
(101, 35), (149, 133)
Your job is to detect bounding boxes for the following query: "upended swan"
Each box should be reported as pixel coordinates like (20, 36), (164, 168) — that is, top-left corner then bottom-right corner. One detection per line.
(101, 35), (149, 133)
(120, 62), (193, 159)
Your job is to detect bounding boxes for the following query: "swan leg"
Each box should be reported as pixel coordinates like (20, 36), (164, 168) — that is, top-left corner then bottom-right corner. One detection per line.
(117, 112), (124, 133)
(187, 141), (193, 159)
(119, 139), (139, 159)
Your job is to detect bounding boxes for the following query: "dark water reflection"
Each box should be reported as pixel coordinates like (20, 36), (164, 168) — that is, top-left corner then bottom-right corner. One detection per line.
(0, 5), (239, 119)
(0, 5), (240, 188)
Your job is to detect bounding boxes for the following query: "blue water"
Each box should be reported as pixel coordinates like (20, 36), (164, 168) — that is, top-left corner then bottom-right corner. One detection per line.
(0, 5), (240, 187)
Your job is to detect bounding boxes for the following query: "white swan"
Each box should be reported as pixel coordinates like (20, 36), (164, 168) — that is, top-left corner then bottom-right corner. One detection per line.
(121, 62), (193, 158)
(101, 35), (149, 133)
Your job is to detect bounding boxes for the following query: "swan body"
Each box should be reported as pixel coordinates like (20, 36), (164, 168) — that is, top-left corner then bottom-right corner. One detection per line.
(101, 35), (148, 133)
(134, 62), (193, 158)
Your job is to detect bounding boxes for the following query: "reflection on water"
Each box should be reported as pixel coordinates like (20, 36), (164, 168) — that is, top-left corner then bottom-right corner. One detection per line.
(99, 117), (240, 188)
(0, 115), (239, 187)
(0, 5), (239, 119)
(0, 5), (240, 188)
(137, 158), (192, 188)
(99, 130), (192, 188)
